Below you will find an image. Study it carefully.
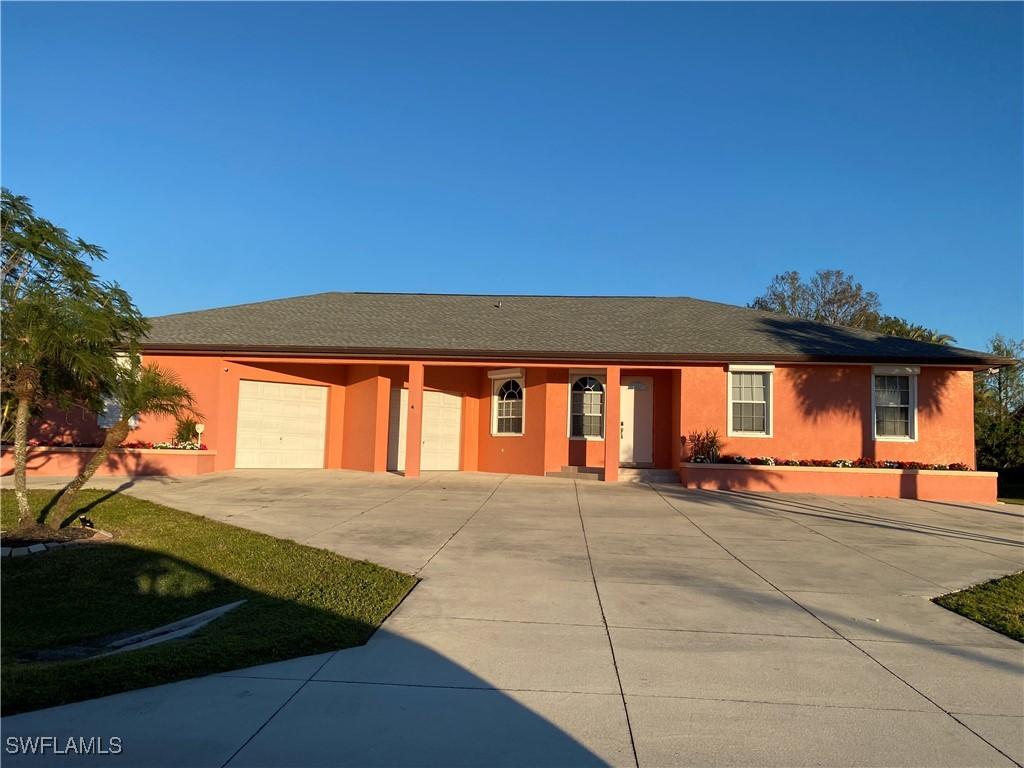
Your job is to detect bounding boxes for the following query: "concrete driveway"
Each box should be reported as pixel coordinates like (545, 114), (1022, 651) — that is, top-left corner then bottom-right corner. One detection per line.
(6, 471), (1024, 767)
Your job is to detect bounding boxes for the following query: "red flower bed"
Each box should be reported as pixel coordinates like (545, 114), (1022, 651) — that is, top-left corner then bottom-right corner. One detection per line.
(4, 439), (208, 451)
(716, 455), (971, 471)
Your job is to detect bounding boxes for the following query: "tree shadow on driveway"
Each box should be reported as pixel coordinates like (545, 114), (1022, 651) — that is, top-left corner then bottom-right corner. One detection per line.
(1, 544), (615, 768)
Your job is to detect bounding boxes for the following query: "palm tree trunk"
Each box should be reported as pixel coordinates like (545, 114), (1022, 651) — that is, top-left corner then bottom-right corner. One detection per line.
(49, 420), (130, 526)
(13, 393), (33, 528)
(12, 366), (41, 528)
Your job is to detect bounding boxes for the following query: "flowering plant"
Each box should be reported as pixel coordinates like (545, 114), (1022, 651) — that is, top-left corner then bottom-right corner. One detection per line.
(13, 439), (209, 451)
(24, 438), (100, 448)
(686, 452), (973, 471)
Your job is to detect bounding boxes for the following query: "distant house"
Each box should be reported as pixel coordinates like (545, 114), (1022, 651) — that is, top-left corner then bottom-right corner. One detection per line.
(13, 293), (1009, 501)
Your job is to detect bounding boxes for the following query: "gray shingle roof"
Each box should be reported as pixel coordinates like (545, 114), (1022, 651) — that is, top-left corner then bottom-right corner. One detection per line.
(143, 292), (1006, 366)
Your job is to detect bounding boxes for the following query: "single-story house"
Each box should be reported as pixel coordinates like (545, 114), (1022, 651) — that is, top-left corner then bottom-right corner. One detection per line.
(9, 292), (1010, 502)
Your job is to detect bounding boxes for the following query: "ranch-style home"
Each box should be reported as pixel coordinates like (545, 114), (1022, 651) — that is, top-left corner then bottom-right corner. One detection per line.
(12, 292), (1011, 502)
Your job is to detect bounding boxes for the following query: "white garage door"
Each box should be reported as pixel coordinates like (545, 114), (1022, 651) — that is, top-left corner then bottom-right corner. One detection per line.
(387, 388), (462, 472)
(235, 380), (328, 469)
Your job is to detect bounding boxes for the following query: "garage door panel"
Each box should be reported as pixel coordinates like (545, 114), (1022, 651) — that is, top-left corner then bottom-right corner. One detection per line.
(387, 388), (461, 472)
(235, 380), (328, 469)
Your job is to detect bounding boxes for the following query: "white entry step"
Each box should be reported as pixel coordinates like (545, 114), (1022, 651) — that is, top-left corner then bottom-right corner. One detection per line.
(618, 468), (680, 484)
(544, 466), (604, 481)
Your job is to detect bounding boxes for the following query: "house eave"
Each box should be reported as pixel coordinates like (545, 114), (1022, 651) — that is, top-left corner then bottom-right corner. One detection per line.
(138, 343), (1013, 369)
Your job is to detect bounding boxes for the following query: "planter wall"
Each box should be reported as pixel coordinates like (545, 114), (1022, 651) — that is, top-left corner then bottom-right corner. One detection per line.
(679, 462), (998, 504)
(1, 447), (218, 478)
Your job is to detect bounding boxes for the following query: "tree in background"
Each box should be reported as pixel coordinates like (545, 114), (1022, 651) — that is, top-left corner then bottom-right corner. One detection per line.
(974, 335), (1024, 471)
(750, 270), (881, 328)
(750, 269), (954, 344)
(862, 315), (957, 345)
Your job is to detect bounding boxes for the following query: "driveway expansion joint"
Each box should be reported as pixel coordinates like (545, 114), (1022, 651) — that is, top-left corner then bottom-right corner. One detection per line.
(652, 485), (1024, 768)
(574, 479), (642, 768)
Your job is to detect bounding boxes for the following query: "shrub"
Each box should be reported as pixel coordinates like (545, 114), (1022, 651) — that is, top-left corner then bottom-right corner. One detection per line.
(686, 428), (721, 463)
(675, 448), (970, 473)
(173, 418), (199, 446)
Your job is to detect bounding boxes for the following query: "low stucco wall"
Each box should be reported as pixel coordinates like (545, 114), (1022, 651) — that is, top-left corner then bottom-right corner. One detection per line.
(1, 447), (218, 478)
(679, 462), (998, 504)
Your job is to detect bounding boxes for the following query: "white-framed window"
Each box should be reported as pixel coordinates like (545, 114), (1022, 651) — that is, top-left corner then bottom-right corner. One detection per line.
(727, 364), (773, 437)
(97, 397), (140, 430)
(872, 366), (918, 441)
(569, 374), (605, 439)
(491, 377), (524, 436)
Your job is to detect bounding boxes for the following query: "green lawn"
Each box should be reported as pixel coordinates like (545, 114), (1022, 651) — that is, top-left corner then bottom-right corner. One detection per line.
(1, 489), (417, 715)
(933, 571), (1024, 643)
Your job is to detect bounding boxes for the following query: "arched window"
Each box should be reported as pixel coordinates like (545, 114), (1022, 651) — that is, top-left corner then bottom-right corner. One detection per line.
(493, 378), (524, 435)
(570, 376), (604, 438)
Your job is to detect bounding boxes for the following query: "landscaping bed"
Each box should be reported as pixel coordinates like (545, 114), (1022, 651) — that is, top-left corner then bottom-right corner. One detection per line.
(679, 462), (998, 503)
(0, 445), (217, 477)
(0, 489), (417, 715)
(934, 572), (1024, 643)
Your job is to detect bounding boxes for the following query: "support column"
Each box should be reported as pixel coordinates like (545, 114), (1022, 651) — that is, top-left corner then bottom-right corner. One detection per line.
(372, 375), (391, 472)
(405, 362), (424, 478)
(670, 368), (683, 471)
(604, 366), (621, 482)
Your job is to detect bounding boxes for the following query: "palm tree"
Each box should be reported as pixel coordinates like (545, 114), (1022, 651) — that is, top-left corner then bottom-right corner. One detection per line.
(869, 315), (956, 346)
(48, 360), (199, 524)
(4, 286), (136, 527)
(2, 189), (146, 527)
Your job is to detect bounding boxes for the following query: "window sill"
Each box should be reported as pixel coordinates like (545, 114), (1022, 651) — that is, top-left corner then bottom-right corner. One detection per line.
(569, 436), (605, 442)
(490, 432), (525, 438)
(873, 436), (917, 443)
(727, 431), (773, 439)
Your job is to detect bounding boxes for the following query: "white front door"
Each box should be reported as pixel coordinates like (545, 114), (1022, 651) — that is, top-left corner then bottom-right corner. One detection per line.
(387, 388), (408, 472)
(387, 388), (462, 472)
(421, 390), (462, 470)
(619, 376), (654, 466)
(235, 380), (328, 469)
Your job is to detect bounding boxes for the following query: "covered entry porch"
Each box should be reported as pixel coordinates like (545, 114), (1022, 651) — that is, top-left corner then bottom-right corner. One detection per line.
(376, 362), (685, 482)
(185, 357), (686, 481)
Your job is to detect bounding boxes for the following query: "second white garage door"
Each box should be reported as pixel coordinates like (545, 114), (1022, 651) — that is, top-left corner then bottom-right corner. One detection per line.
(235, 380), (328, 469)
(387, 388), (462, 471)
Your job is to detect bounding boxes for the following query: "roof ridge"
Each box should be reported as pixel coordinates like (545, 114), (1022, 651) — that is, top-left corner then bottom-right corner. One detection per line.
(149, 291), (346, 320)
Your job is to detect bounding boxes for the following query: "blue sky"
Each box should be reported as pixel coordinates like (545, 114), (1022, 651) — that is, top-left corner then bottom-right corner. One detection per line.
(3, 2), (1021, 351)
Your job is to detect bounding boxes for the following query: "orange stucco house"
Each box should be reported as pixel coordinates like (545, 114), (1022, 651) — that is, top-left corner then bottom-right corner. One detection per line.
(9, 293), (1009, 502)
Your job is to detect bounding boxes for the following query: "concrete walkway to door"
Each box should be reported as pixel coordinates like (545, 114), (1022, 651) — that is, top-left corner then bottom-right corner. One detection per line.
(5, 470), (1024, 767)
